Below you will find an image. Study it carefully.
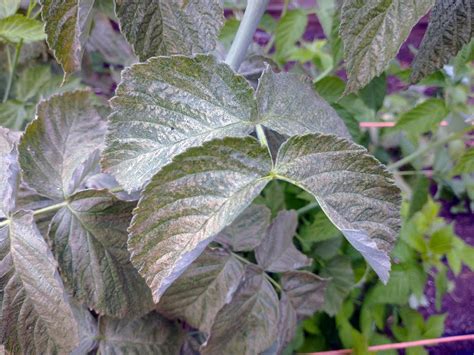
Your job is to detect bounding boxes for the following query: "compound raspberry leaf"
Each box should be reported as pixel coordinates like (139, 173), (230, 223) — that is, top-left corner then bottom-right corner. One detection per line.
(103, 55), (349, 192)
(115, 0), (224, 61)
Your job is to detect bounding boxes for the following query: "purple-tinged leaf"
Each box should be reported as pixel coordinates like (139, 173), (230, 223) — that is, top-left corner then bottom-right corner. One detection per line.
(215, 204), (271, 252)
(0, 211), (97, 354)
(281, 270), (327, 320)
(48, 189), (154, 318)
(411, 0), (474, 82)
(255, 210), (311, 272)
(157, 248), (245, 334)
(19, 91), (106, 200)
(98, 312), (184, 354)
(202, 266), (279, 355)
(41, 0), (95, 78)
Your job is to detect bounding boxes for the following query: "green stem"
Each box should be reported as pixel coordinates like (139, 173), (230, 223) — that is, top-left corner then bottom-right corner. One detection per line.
(388, 131), (468, 171)
(33, 201), (69, 216)
(2, 40), (23, 103)
(2, 0), (36, 103)
(255, 124), (269, 148)
(231, 252), (282, 291)
(225, 0), (270, 71)
(297, 201), (319, 216)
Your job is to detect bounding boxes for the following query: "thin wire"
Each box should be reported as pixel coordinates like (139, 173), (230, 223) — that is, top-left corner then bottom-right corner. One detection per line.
(304, 333), (474, 354)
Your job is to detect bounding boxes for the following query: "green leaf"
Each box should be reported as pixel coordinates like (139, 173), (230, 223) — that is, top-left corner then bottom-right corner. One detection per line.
(255, 210), (311, 272)
(115, 0), (224, 61)
(41, 0), (95, 77)
(453, 147), (474, 175)
(156, 248), (244, 334)
(358, 74), (386, 112)
(340, 0), (433, 93)
(408, 175), (430, 219)
(367, 266), (411, 305)
(429, 225), (454, 254)
(202, 267), (279, 355)
(411, 0), (474, 82)
(0, 0), (20, 19)
(103, 55), (349, 192)
(274, 134), (401, 283)
(1, 211), (97, 354)
(219, 17), (240, 49)
(215, 204), (271, 251)
(0, 14), (46, 43)
(48, 190), (154, 318)
(19, 91), (106, 200)
(321, 256), (355, 315)
(98, 312), (184, 354)
(314, 75), (345, 103)
(0, 127), (19, 219)
(281, 271), (327, 320)
(128, 137), (272, 302)
(0, 100), (28, 130)
(395, 99), (448, 134)
(423, 314), (446, 338)
(275, 9), (308, 59)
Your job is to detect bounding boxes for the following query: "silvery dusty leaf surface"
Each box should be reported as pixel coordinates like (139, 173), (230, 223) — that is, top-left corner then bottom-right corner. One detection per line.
(115, 0), (224, 61)
(156, 248), (245, 334)
(340, 0), (433, 93)
(201, 266), (279, 355)
(128, 137), (272, 302)
(274, 134), (401, 283)
(130, 133), (400, 302)
(103, 54), (349, 192)
(411, 0), (474, 82)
